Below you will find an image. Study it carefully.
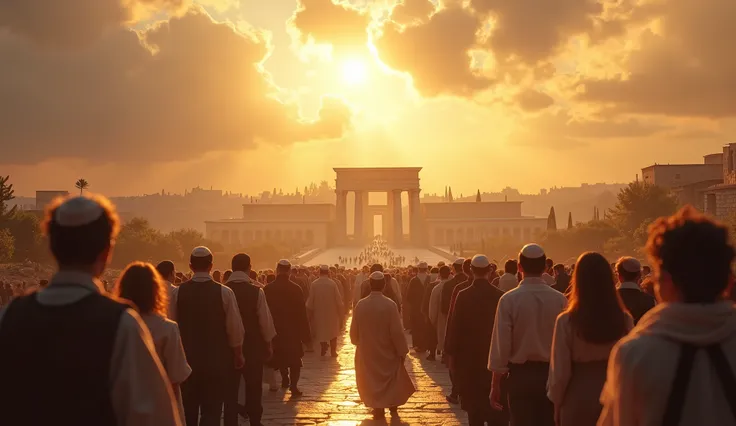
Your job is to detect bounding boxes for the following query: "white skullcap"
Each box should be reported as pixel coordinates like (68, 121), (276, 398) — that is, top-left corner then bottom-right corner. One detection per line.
(471, 255), (490, 268)
(54, 196), (104, 227)
(520, 243), (545, 259)
(319, 264), (329, 272)
(369, 271), (385, 281)
(453, 258), (465, 266)
(277, 259), (291, 267)
(618, 257), (642, 273)
(418, 261), (428, 269)
(191, 246), (212, 258)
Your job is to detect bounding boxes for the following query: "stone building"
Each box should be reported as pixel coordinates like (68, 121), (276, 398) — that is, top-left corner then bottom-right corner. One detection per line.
(704, 143), (736, 219)
(641, 161), (722, 189)
(206, 167), (547, 250)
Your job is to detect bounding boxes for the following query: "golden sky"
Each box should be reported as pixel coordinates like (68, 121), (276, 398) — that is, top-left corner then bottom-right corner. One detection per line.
(1, 0), (734, 197)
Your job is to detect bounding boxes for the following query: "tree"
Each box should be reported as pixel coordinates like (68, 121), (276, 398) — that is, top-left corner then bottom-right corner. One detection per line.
(547, 206), (557, 231)
(75, 178), (90, 195)
(608, 181), (678, 240)
(0, 175), (17, 220)
(567, 212), (573, 229)
(0, 228), (14, 262)
(444, 186), (448, 201)
(448, 187), (454, 202)
(476, 189), (482, 202)
(2, 211), (46, 262)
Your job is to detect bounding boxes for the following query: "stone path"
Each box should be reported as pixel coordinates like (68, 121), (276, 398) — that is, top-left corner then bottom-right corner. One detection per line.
(247, 315), (467, 425)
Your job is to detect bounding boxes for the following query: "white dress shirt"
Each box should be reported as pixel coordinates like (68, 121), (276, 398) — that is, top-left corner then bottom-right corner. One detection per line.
(166, 281), (178, 319)
(171, 271), (244, 347)
(0, 271), (182, 426)
(498, 273), (520, 292)
(226, 271), (277, 342)
(489, 277), (568, 373)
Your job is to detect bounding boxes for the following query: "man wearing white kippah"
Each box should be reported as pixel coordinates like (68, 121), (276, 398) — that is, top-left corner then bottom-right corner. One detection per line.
(488, 243), (568, 426)
(615, 256), (655, 325)
(0, 195), (182, 426)
(351, 271), (415, 419)
(173, 246), (246, 426)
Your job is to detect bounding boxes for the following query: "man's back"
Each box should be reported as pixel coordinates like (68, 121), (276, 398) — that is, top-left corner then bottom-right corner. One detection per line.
(618, 287), (656, 324)
(599, 301), (736, 426)
(448, 280), (503, 366)
(352, 293), (406, 355)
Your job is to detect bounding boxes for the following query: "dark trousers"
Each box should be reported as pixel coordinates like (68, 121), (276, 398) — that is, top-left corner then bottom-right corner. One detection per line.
(507, 362), (554, 426)
(224, 360), (264, 426)
(280, 366), (301, 390)
(181, 372), (225, 426)
(320, 338), (338, 355)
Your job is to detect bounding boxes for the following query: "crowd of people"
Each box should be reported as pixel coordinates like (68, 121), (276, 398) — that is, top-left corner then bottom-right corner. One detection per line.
(1, 194), (735, 426)
(338, 237), (409, 266)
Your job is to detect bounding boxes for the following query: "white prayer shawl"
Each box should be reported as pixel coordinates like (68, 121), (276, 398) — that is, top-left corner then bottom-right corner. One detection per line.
(598, 301), (736, 426)
(428, 279), (449, 350)
(306, 277), (344, 342)
(351, 292), (415, 409)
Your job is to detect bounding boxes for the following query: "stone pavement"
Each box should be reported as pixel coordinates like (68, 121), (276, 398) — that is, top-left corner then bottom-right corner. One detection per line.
(243, 315), (467, 426)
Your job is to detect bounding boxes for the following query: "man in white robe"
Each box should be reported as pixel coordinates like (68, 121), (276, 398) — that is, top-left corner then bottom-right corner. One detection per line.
(351, 271), (415, 419)
(306, 265), (344, 357)
(429, 265), (452, 352)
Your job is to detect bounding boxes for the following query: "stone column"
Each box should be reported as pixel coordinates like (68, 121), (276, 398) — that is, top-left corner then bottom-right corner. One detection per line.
(392, 190), (403, 245)
(354, 190), (364, 244)
(409, 189), (422, 245)
(362, 191), (371, 241)
(335, 190), (347, 245)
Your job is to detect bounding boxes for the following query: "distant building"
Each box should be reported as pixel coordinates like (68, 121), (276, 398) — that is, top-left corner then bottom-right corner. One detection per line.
(641, 161), (722, 189)
(35, 191), (70, 210)
(704, 143), (736, 219)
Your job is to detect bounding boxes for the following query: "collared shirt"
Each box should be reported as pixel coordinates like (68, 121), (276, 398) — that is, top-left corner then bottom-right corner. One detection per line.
(171, 271), (244, 347)
(488, 277), (568, 373)
(226, 271), (277, 342)
(618, 281), (642, 291)
(0, 271), (182, 426)
(498, 273), (520, 293)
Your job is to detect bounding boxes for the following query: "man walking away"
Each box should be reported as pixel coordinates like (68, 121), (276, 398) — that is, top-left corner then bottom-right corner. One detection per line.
(307, 265), (344, 357)
(175, 247), (245, 426)
(224, 253), (276, 426)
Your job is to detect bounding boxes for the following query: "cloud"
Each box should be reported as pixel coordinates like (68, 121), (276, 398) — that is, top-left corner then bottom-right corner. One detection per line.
(514, 89), (555, 112)
(374, 4), (494, 97)
(512, 109), (671, 149)
(575, 0), (736, 118)
(0, 0), (187, 48)
(0, 7), (352, 165)
(290, 0), (371, 56)
(389, 0), (436, 26)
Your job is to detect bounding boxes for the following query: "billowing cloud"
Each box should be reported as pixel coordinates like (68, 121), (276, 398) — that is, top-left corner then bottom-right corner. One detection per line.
(389, 0), (436, 26)
(0, 7), (351, 165)
(0, 0), (187, 48)
(291, 0), (370, 55)
(576, 0), (736, 118)
(375, 4), (493, 97)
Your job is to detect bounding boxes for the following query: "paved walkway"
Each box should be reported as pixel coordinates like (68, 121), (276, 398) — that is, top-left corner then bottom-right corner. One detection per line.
(253, 315), (467, 425)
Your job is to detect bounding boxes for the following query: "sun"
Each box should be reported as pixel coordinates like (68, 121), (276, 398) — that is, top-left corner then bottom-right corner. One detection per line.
(340, 59), (369, 85)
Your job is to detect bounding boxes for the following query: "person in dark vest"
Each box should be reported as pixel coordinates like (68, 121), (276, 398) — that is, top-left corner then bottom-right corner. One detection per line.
(264, 259), (311, 397)
(446, 255), (506, 426)
(0, 194), (181, 426)
(442, 258), (471, 404)
(615, 257), (656, 324)
(407, 261), (432, 354)
(552, 263), (571, 294)
(489, 244), (568, 426)
(173, 246), (245, 426)
(224, 253), (276, 426)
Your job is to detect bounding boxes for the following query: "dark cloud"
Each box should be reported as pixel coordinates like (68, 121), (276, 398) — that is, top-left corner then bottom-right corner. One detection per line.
(290, 0), (370, 55)
(0, 7), (352, 165)
(514, 89), (554, 112)
(576, 0), (736, 118)
(0, 0), (187, 48)
(375, 4), (493, 97)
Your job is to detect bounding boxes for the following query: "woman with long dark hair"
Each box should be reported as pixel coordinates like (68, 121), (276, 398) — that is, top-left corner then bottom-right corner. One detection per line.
(115, 262), (191, 422)
(547, 252), (633, 426)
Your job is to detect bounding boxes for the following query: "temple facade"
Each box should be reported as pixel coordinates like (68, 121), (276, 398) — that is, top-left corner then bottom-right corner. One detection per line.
(205, 167), (547, 250)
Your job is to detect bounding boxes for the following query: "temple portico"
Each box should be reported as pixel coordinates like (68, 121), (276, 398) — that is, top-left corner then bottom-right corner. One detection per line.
(333, 167), (423, 246)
